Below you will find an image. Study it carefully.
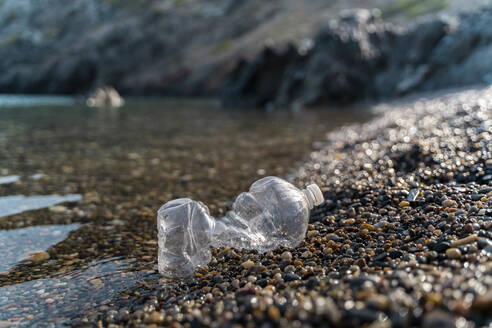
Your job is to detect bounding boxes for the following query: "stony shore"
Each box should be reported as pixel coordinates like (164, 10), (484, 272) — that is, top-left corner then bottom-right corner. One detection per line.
(94, 86), (492, 327)
(0, 99), (370, 326)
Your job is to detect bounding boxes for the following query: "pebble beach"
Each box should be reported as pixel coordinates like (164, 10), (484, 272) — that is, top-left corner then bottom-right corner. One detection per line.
(0, 86), (491, 327)
(97, 86), (492, 327)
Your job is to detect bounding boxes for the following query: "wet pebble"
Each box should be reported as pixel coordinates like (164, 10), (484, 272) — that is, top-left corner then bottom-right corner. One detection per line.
(445, 248), (462, 259)
(283, 273), (301, 282)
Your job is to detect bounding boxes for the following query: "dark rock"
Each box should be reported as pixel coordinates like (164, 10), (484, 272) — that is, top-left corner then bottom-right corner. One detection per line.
(344, 309), (380, 325)
(477, 237), (492, 249)
(429, 242), (451, 253)
(471, 194), (485, 201)
(0, 0), (286, 96)
(373, 252), (390, 261)
(349, 276), (375, 289)
(422, 310), (456, 328)
(222, 6), (492, 109)
(478, 187), (492, 193)
(463, 223), (474, 234)
(306, 276), (319, 289)
(235, 287), (256, 297)
(389, 250), (403, 259)
(86, 85), (124, 108)
(212, 275), (224, 283)
(283, 273), (301, 282)
(257, 279), (268, 288)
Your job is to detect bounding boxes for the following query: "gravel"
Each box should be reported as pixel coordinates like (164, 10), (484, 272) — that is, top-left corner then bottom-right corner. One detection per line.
(84, 86), (492, 327)
(1, 85), (491, 326)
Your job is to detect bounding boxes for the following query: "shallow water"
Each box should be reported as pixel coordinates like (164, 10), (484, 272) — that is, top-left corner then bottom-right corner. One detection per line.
(0, 223), (81, 273)
(0, 258), (153, 326)
(0, 175), (20, 184)
(0, 94), (74, 107)
(0, 194), (82, 217)
(0, 95), (373, 325)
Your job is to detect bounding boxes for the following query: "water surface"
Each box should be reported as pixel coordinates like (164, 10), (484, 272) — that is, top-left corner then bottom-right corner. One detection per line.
(0, 175), (20, 184)
(0, 223), (81, 273)
(0, 95), (373, 325)
(0, 194), (82, 217)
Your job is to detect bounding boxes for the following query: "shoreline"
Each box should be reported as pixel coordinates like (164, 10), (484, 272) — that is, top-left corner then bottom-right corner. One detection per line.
(98, 85), (492, 327)
(0, 85), (490, 326)
(0, 97), (371, 326)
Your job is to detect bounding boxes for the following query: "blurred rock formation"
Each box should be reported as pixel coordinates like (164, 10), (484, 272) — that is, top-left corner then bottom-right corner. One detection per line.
(86, 85), (124, 108)
(0, 0), (491, 109)
(222, 6), (492, 108)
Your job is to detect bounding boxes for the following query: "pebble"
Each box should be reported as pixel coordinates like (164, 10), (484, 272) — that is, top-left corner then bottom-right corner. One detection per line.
(389, 250), (403, 259)
(407, 189), (420, 202)
(478, 187), (492, 194)
(463, 223), (474, 234)
(283, 273), (301, 282)
(471, 194), (484, 201)
(477, 237), (492, 249)
(6, 85), (490, 327)
(445, 248), (462, 259)
(301, 251), (312, 258)
(268, 306), (281, 320)
(27, 251), (50, 264)
(431, 242), (451, 253)
(450, 234), (478, 247)
(472, 290), (492, 312)
(144, 311), (164, 324)
(280, 251), (293, 262)
(241, 260), (255, 269)
(306, 230), (318, 238)
(422, 310), (456, 328)
(366, 294), (389, 311)
(442, 199), (458, 208)
(49, 205), (68, 213)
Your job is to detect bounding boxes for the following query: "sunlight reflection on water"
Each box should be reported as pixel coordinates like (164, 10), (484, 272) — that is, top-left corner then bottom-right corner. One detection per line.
(0, 224), (81, 273)
(0, 175), (20, 185)
(0, 95), (74, 107)
(0, 258), (156, 326)
(0, 194), (82, 218)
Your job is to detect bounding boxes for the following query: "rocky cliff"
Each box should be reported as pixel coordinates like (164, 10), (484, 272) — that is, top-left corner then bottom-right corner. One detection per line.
(1, 0), (489, 105)
(222, 6), (492, 108)
(0, 0), (387, 96)
(0, 0), (272, 95)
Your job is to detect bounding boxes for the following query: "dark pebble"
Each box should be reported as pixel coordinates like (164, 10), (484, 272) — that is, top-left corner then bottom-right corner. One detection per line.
(430, 242), (451, 253)
(373, 252), (389, 261)
(389, 250), (403, 259)
(283, 273), (301, 282)
(257, 279), (268, 288)
(345, 309), (380, 324)
(422, 310), (456, 328)
(471, 194), (484, 201)
(235, 287), (256, 297)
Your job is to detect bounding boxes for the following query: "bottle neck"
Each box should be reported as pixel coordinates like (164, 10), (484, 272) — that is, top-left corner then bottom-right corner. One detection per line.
(302, 184), (324, 209)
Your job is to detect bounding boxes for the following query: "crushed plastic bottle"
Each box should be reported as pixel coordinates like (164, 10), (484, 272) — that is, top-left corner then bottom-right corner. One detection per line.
(157, 176), (324, 278)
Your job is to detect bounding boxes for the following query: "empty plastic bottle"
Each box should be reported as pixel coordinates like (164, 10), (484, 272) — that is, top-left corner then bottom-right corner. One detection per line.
(157, 176), (324, 278)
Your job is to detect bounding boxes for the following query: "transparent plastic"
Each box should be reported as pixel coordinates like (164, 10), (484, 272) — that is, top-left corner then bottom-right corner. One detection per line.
(157, 176), (324, 278)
